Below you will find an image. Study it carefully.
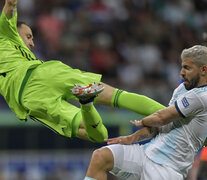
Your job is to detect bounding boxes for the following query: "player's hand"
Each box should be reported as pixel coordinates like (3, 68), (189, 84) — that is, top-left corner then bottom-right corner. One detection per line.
(130, 120), (144, 127)
(104, 135), (134, 145)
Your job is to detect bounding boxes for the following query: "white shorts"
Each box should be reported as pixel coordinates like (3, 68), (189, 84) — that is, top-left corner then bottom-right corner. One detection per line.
(106, 144), (183, 180)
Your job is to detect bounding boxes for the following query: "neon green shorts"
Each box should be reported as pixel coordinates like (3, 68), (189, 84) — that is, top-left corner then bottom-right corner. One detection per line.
(21, 61), (102, 138)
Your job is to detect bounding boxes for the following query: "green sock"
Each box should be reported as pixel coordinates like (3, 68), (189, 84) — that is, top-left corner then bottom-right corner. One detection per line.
(111, 89), (166, 116)
(81, 104), (108, 143)
(71, 111), (82, 138)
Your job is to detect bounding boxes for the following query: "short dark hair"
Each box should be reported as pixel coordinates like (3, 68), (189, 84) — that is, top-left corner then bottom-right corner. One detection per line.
(17, 21), (28, 28)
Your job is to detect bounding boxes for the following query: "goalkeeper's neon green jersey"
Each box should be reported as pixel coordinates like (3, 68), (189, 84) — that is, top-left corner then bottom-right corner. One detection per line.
(0, 9), (43, 120)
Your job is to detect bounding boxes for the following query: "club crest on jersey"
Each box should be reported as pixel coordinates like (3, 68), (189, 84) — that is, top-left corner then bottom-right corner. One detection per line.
(181, 97), (189, 108)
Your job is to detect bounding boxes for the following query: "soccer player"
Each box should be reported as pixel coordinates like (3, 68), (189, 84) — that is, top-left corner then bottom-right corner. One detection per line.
(84, 45), (207, 179)
(0, 0), (165, 142)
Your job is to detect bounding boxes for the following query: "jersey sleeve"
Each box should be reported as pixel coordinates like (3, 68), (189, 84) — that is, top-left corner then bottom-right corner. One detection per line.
(0, 9), (20, 41)
(168, 83), (187, 106)
(168, 86), (179, 105)
(174, 91), (203, 118)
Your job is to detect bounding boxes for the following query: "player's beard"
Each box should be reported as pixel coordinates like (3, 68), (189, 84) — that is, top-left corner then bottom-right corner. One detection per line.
(184, 74), (200, 90)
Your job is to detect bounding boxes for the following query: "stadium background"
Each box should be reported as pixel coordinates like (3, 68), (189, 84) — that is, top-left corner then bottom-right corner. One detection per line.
(0, 0), (206, 179)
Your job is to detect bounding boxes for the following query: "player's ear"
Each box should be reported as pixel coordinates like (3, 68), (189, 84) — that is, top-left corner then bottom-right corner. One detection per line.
(200, 65), (207, 76)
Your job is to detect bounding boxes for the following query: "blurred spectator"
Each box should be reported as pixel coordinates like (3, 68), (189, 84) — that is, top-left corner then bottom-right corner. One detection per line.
(89, 32), (118, 76)
(197, 147), (207, 180)
(87, 0), (113, 25)
(36, 13), (65, 55)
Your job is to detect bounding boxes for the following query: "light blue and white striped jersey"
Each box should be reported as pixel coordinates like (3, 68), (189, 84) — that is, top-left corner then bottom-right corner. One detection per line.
(144, 83), (207, 177)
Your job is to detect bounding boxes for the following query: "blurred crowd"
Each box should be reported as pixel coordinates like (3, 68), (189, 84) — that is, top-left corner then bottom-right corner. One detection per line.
(1, 0), (207, 107)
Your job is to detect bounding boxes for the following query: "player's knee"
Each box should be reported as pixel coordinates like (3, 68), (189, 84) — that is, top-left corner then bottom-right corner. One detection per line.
(91, 149), (108, 169)
(91, 147), (114, 171)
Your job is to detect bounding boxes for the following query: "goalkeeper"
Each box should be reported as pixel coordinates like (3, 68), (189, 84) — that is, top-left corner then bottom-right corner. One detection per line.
(0, 0), (165, 143)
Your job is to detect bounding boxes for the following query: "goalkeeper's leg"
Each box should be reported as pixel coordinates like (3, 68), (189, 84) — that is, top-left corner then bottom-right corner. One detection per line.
(96, 83), (166, 116)
(71, 82), (108, 142)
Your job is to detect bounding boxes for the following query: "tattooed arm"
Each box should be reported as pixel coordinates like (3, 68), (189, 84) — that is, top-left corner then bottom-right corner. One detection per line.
(105, 127), (159, 145)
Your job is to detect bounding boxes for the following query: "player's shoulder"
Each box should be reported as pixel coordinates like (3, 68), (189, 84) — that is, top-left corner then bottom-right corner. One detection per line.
(176, 83), (185, 90)
(191, 84), (207, 95)
(173, 83), (187, 95)
(181, 85), (207, 105)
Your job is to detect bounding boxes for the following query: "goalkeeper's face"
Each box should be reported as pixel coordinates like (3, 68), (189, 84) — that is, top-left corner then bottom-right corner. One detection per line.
(17, 24), (34, 51)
